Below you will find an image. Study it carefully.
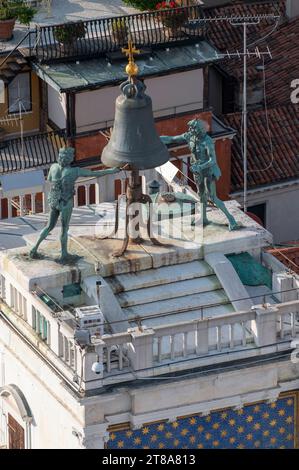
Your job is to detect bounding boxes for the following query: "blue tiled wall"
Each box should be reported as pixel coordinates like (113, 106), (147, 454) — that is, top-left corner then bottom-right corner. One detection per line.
(107, 395), (296, 449)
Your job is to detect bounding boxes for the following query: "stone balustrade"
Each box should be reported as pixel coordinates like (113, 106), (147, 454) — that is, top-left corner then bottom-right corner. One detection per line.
(1, 250), (299, 392)
(89, 300), (299, 386)
(0, 173), (130, 218)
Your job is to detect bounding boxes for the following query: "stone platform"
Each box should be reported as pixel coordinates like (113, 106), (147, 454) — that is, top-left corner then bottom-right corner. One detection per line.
(0, 201), (272, 295)
(0, 200), (276, 337)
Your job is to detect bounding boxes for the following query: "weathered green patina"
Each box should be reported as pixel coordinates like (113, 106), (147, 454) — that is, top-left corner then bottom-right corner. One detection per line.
(227, 252), (272, 289)
(29, 147), (120, 263)
(62, 283), (81, 298)
(161, 119), (239, 230)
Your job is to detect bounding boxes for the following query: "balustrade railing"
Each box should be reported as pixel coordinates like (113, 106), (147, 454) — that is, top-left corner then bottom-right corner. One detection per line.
(31, 5), (206, 63)
(153, 309), (256, 363)
(0, 129), (66, 174)
(101, 332), (132, 374)
(91, 300), (299, 382)
(0, 171), (128, 219)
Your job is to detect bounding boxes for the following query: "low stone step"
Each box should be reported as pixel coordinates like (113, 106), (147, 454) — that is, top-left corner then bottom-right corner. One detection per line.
(118, 275), (221, 308)
(140, 303), (235, 328)
(106, 260), (213, 294)
(124, 289), (229, 320)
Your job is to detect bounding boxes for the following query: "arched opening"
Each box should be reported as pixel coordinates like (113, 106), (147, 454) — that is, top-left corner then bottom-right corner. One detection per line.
(0, 384), (33, 449)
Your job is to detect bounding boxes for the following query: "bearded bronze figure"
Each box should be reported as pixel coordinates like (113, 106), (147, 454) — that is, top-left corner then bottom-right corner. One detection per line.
(161, 119), (239, 231)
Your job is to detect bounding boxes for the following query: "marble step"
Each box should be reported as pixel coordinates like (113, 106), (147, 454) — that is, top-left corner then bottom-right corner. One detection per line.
(141, 303), (235, 329)
(106, 260), (213, 294)
(124, 289), (229, 320)
(117, 275), (221, 308)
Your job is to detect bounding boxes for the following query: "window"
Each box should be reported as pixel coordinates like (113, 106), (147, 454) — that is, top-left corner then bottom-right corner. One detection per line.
(0, 80), (4, 104)
(8, 414), (25, 449)
(10, 285), (27, 319)
(32, 306), (37, 329)
(42, 317), (47, 341)
(8, 72), (31, 114)
(23, 298), (27, 321)
(247, 203), (266, 227)
(10, 285), (15, 310)
(31, 306), (50, 344)
(0, 276), (6, 300)
(18, 292), (22, 316)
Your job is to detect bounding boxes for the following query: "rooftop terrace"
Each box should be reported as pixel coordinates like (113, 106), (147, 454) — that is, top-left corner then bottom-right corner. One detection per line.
(1, 199), (298, 394)
(1, 2), (206, 64)
(0, 0), (135, 52)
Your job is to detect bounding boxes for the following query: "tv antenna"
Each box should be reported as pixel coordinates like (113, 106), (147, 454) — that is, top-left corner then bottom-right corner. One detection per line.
(212, 13), (278, 212)
(185, 8), (280, 211)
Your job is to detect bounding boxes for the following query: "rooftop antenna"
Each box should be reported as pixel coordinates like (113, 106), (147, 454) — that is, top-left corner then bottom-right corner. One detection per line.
(213, 14), (278, 212)
(174, 7), (281, 211)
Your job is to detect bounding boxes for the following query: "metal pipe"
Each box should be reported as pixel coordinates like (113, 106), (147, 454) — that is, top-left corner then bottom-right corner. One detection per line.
(0, 31), (31, 68)
(243, 22), (247, 212)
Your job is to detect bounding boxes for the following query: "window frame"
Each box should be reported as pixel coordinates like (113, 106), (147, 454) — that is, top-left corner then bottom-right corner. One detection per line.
(7, 71), (32, 115)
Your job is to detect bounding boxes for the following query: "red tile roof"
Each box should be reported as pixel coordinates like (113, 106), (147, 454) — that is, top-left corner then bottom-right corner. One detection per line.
(0, 53), (28, 85)
(261, 17), (299, 106)
(267, 246), (299, 274)
(206, 1), (299, 107)
(223, 104), (299, 191)
(205, 1), (286, 52)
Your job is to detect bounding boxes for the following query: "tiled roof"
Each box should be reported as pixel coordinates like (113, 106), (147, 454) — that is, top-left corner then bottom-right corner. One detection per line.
(221, 16), (299, 106)
(205, 1), (299, 107)
(261, 17), (299, 106)
(205, 1), (286, 52)
(223, 104), (299, 191)
(0, 53), (28, 85)
(267, 246), (299, 274)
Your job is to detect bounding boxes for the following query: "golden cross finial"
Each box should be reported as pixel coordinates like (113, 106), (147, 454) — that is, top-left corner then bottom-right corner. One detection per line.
(122, 39), (140, 79)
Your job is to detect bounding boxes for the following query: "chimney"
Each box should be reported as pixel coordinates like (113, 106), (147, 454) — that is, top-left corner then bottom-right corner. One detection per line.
(286, 0), (299, 19)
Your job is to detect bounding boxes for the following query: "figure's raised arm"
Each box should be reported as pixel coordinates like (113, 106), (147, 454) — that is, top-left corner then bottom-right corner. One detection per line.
(160, 134), (187, 146)
(77, 167), (120, 178)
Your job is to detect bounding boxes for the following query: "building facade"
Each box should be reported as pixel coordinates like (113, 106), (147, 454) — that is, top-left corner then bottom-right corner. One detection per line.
(0, 3), (236, 219)
(0, 198), (299, 448)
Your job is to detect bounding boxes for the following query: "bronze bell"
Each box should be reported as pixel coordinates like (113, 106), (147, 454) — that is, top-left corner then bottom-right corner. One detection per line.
(102, 79), (170, 170)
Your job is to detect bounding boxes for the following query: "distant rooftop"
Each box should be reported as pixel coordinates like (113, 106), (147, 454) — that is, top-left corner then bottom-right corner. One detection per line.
(33, 42), (218, 93)
(268, 245), (299, 275)
(0, 0), (135, 52)
(223, 104), (299, 192)
(205, 0), (286, 53)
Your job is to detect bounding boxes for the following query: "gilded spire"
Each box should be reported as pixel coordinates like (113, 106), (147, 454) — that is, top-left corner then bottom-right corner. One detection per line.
(122, 39), (140, 79)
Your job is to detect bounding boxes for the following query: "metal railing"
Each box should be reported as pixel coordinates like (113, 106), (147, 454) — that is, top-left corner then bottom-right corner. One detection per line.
(31, 4), (206, 63)
(0, 129), (66, 174)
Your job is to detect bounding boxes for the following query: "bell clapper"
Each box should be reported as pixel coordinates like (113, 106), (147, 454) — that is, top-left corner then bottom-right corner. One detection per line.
(101, 38), (170, 257)
(112, 169), (162, 258)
